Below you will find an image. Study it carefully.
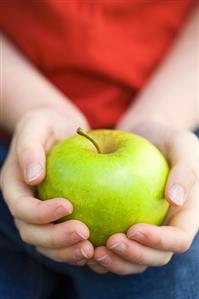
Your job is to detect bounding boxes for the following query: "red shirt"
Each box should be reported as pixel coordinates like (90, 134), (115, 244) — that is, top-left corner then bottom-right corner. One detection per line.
(0, 0), (194, 129)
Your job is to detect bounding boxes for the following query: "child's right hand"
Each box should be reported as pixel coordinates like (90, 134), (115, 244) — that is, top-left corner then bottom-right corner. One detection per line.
(0, 107), (94, 265)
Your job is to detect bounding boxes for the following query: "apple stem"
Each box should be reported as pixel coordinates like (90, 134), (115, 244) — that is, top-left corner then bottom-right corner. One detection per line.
(77, 128), (102, 154)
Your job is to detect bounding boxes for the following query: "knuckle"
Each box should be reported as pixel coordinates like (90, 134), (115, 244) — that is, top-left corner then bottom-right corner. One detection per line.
(50, 230), (60, 248)
(17, 141), (32, 158)
(152, 232), (164, 248)
(133, 249), (145, 265)
(16, 112), (36, 132)
(34, 201), (49, 223)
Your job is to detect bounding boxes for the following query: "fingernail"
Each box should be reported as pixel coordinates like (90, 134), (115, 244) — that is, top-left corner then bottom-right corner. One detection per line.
(109, 242), (126, 253)
(96, 255), (111, 266)
(169, 184), (185, 206)
(25, 163), (42, 182)
(127, 232), (145, 242)
(74, 248), (89, 260)
(71, 231), (87, 243)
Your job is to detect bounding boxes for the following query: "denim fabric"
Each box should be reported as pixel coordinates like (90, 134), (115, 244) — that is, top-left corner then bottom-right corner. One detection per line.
(0, 131), (199, 299)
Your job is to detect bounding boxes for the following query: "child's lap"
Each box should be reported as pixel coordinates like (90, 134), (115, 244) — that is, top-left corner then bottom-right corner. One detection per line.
(0, 133), (199, 299)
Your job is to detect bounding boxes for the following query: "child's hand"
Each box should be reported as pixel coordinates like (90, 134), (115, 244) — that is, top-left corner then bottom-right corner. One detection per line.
(0, 107), (94, 265)
(88, 124), (199, 275)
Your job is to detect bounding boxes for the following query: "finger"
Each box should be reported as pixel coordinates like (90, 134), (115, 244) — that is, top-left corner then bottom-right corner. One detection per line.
(2, 159), (73, 224)
(37, 240), (94, 264)
(16, 116), (51, 185)
(165, 131), (199, 206)
(15, 219), (89, 248)
(127, 224), (192, 253)
(127, 182), (199, 252)
(15, 109), (76, 186)
(10, 195), (73, 224)
(106, 234), (173, 267)
(94, 246), (147, 275)
(87, 260), (108, 274)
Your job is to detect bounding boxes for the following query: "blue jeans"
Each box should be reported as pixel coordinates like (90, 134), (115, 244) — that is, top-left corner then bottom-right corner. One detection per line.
(0, 131), (199, 299)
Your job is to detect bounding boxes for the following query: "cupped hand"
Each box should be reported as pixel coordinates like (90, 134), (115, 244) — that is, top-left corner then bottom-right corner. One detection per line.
(0, 106), (94, 265)
(88, 123), (199, 275)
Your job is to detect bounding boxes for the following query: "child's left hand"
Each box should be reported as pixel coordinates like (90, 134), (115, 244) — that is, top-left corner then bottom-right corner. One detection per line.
(88, 124), (199, 275)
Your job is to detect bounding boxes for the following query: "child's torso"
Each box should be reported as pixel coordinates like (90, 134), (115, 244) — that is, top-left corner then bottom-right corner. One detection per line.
(0, 0), (194, 128)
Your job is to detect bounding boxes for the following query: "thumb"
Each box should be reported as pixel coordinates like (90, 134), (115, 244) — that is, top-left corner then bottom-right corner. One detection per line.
(16, 119), (50, 185)
(165, 163), (198, 206)
(165, 131), (199, 206)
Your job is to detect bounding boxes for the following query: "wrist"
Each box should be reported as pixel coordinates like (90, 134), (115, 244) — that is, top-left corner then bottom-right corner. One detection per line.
(117, 120), (177, 155)
(116, 116), (171, 132)
(116, 105), (198, 133)
(2, 91), (89, 133)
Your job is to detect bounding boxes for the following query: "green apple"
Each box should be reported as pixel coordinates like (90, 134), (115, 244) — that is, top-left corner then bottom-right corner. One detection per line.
(37, 129), (169, 247)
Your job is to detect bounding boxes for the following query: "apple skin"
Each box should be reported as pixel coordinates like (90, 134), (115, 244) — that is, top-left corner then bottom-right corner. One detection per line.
(37, 129), (169, 247)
